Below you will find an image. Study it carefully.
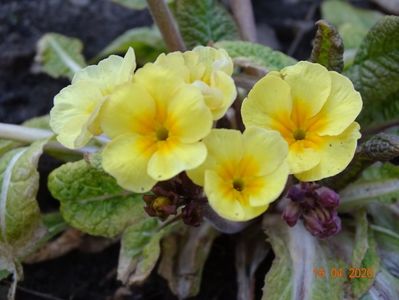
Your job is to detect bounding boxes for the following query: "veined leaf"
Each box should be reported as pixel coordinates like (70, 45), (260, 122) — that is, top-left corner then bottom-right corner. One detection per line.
(321, 0), (383, 51)
(310, 20), (344, 72)
(118, 218), (178, 285)
(158, 222), (219, 299)
(94, 27), (166, 65)
(339, 163), (399, 212)
(215, 41), (296, 71)
(262, 215), (346, 300)
(172, 0), (239, 48)
(34, 33), (86, 80)
(345, 16), (399, 126)
(48, 160), (145, 238)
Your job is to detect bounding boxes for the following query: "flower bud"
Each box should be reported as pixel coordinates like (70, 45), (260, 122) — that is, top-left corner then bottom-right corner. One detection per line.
(303, 208), (341, 239)
(282, 201), (301, 227)
(143, 195), (177, 220)
(315, 186), (340, 208)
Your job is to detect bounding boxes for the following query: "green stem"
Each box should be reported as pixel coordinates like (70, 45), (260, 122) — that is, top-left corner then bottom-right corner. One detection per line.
(146, 0), (186, 51)
(0, 123), (97, 155)
(229, 0), (257, 42)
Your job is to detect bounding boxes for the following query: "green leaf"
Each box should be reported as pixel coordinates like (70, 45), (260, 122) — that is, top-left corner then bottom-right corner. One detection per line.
(172, 0), (239, 48)
(0, 140), (47, 250)
(351, 210), (380, 298)
(118, 218), (177, 285)
(360, 268), (399, 300)
(112, 0), (147, 10)
(0, 269), (10, 280)
(48, 160), (145, 238)
(310, 20), (344, 72)
(215, 41), (297, 71)
(34, 33), (86, 80)
(321, 0), (383, 51)
(158, 222), (219, 299)
(339, 163), (399, 212)
(345, 16), (399, 126)
(262, 215), (346, 300)
(94, 27), (166, 65)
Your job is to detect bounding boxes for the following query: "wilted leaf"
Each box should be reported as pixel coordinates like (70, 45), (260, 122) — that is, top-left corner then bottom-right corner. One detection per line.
(34, 33), (86, 80)
(94, 27), (166, 65)
(158, 222), (219, 299)
(236, 229), (270, 300)
(118, 218), (178, 285)
(321, 0), (383, 51)
(262, 215), (346, 300)
(310, 20), (344, 72)
(48, 160), (145, 238)
(351, 210), (380, 298)
(345, 16), (399, 126)
(339, 163), (399, 212)
(215, 41), (296, 72)
(172, 0), (239, 48)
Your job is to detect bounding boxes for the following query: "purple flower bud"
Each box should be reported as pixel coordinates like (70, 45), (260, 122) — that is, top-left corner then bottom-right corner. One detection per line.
(143, 196), (177, 220)
(315, 186), (340, 208)
(287, 185), (306, 202)
(282, 201), (301, 227)
(303, 208), (342, 238)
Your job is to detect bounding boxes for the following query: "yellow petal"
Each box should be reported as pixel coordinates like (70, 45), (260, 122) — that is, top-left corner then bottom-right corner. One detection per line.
(187, 129), (243, 186)
(203, 71), (237, 120)
(167, 84), (212, 143)
(50, 81), (104, 149)
(308, 71), (362, 136)
(281, 61), (331, 120)
(134, 63), (185, 106)
(193, 46), (234, 76)
(101, 82), (156, 138)
(102, 134), (157, 192)
(72, 48), (136, 95)
(248, 162), (289, 207)
(296, 122), (361, 181)
(147, 140), (207, 180)
(154, 52), (192, 82)
(241, 74), (293, 130)
(243, 127), (288, 175)
(205, 170), (268, 221)
(288, 140), (321, 174)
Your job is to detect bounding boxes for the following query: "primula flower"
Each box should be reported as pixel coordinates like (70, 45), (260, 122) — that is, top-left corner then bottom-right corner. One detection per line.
(50, 48), (136, 149)
(154, 46), (236, 120)
(187, 128), (289, 221)
(101, 64), (213, 193)
(241, 61), (362, 181)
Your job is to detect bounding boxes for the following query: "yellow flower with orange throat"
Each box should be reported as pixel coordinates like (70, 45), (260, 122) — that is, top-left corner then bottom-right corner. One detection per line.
(187, 128), (289, 221)
(154, 46), (236, 120)
(101, 64), (213, 193)
(241, 61), (362, 181)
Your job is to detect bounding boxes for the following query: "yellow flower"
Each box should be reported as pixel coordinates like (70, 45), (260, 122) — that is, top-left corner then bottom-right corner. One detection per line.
(101, 64), (213, 193)
(241, 61), (362, 181)
(154, 46), (236, 120)
(50, 48), (136, 149)
(187, 128), (289, 221)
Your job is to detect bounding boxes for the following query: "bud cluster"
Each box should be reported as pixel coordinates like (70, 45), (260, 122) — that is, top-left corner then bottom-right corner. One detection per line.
(282, 183), (341, 238)
(143, 173), (205, 226)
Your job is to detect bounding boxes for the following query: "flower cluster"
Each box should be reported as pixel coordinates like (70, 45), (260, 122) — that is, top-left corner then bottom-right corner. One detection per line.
(50, 47), (362, 225)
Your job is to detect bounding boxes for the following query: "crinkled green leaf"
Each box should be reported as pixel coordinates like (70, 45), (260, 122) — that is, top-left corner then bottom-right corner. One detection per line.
(118, 218), (177, 285)
(321, 0), (383, 51)
(34, 33), (86, 80)
(48, 160), (145, 238)
(158, 222), (219, 299)
(345, 16), (399, 126)
(340, 163), (399, 212)
(215, 41), (296, 71)
(310, 20), (344, 72)
(351, 210), (380, 298)
(262, 215), (346, 300)
(94, 27), (166, 65)
(172, 0), (239, 48)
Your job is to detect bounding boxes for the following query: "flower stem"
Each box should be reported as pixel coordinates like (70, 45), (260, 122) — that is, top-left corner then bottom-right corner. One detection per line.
(0, 123), (97, 155)
(146, 0), (186, 51)
(229, 0), (257, 42)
